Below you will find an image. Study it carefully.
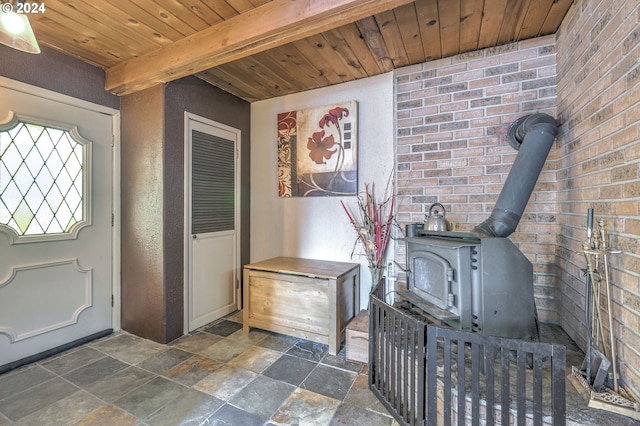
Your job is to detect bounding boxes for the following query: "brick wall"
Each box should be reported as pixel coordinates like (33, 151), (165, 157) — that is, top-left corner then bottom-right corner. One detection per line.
(394, 0), (640, 400)
(394, 35), (559, 322)
(556, 0), (640, 398)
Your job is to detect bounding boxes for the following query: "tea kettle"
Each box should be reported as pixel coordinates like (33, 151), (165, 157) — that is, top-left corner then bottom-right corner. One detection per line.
(425, 203), (451, 231)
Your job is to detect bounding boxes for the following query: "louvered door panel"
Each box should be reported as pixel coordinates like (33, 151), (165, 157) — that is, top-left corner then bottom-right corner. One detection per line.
(191, 130), (235, 234)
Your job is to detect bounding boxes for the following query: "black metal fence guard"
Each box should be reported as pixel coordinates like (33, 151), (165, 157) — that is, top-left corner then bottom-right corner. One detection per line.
(369, 282), (566, 426)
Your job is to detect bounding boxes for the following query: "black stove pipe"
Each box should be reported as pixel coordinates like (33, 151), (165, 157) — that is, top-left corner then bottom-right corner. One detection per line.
(473, 113), (558, 238)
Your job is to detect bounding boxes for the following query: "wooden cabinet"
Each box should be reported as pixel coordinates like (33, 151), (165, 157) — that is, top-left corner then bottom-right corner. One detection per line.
(346, 310), (369, 363)
(243, 257), (360, 355)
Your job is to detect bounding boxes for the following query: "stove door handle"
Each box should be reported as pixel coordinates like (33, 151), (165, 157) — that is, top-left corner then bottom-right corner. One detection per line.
(446, 267), (455, 308)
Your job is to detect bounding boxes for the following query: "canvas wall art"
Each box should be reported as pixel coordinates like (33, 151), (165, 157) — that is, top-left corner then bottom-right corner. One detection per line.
(277, 101), (358, 197)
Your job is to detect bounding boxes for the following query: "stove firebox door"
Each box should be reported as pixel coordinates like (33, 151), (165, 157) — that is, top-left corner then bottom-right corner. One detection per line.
(409, 251), (456, 314)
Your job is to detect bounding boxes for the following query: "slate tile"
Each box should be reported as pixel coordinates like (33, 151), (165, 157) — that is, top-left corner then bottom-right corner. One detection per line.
(199, 340), (252, 363)
(329, 403), (394, 426)
(271, 387), (340, 425)
(145, 388), (223, 426)
(228, 346), (282, 373)
(256, 332), (300, 353)
(136, 348), (193, 374)
(206, 403), (266, 426)
(262, 354), (317, 386)
(321, 346), (362, 373)
(192, 365), (255, 401)
(0, 377), (78, 422)
(229, 375), (295, 419)
(301, 364), (357, 401)
(286, 340), (328, 362)
(39, 347), (106, 376)
(75, 404), (138, 426)
(203, 320), (243, 337)
(162, 355), (223, 387)
(83, 366), (154, 403)
(0, 365), (56, 401)
(63, 356), (129, 388)
(13, 390), (103, 426)
(170, 332), (222, 354)
(112, 376), (189, 419)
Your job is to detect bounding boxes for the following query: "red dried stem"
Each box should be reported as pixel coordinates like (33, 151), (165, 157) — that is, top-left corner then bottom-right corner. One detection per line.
(341, 177), (395, 269)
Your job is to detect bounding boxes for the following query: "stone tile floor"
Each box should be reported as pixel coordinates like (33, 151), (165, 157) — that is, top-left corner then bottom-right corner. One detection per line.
(0, 311), (398, 425)
(2, 312), (639, 425)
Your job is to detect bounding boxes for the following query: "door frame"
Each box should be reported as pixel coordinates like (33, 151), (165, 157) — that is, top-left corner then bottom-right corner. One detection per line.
(183, 112), (241, 333)
(0, 76), (121, 332)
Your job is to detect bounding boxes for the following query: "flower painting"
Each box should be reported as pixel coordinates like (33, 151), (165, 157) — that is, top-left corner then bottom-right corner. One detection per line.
(278, 101), (358, 197)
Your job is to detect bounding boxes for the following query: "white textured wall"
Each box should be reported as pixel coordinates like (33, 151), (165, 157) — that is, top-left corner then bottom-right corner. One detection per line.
(250, 73), (395, 306)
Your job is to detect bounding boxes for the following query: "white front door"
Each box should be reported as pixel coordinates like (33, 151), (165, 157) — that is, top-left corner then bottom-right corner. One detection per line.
(185, 113), (240, 331)
(0, 80), (117, 369)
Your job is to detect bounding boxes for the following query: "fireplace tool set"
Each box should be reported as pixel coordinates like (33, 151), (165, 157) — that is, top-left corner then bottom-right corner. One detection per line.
(569, 208), (640, 419)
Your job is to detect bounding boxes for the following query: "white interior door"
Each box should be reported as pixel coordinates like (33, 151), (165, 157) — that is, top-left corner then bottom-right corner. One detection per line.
(185, 113), (240, 331)
(0, 80), (116, 369)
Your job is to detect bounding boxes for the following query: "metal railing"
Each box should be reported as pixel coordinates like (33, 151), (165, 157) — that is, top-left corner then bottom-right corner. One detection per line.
(369, 283), (427, 425)
(369, 282), (566, 426)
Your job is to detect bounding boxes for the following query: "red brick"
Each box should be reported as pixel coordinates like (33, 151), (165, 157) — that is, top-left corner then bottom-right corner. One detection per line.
(437, 63), (468, 76)
(455, 109), (485, 120)
(440, 101), (470, 112)
(469, 76), (501, 89)
(454, 128), (485, 139)
(468, 56), (501, 70)
(453, 69), (484, 82)
(485, 82), (520, 96)
(486, 104), (521, 115)
(521, 55), (556, 70)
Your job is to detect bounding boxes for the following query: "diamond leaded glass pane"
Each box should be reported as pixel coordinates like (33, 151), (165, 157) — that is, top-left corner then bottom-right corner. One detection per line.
(0, 120), (85, 236)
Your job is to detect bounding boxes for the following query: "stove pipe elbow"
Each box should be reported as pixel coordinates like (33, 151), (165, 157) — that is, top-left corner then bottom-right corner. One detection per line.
(473, 113), (558, 238)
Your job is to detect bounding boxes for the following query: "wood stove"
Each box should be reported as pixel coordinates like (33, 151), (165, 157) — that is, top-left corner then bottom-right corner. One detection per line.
(400, 231), (538, 340)
(397, 113), (559, 342)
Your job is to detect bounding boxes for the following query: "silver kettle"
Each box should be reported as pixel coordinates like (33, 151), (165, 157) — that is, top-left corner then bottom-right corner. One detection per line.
(425, 202), (450, 231)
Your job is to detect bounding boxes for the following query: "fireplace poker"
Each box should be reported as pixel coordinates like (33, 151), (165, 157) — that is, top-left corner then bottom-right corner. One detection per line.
(591, 238), (606, 351)
(586, 208), (604, 351)
(587, 207), (594, 245)
(584, 243), (606, 354)
(581, 245), (595, 333)
(599, 219), (622, 392)
(582, 208), (594, 383)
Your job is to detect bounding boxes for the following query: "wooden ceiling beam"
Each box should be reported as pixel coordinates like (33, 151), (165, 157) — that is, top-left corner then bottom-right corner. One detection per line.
(105, 0), (414, 95)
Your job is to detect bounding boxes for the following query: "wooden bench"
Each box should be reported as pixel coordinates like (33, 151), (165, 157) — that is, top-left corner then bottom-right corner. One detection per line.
(243, 257), (360, 355)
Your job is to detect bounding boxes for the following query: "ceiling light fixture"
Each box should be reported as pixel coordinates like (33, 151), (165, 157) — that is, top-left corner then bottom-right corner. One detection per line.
(0, 1), (40, 54)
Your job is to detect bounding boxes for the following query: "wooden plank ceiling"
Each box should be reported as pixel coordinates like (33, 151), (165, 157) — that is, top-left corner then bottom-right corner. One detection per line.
(27, 0), (574, 102)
